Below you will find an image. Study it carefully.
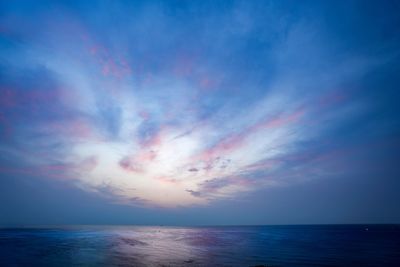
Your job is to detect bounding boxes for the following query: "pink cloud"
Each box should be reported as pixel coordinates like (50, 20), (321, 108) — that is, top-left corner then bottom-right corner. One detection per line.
(0, 88), (16, 108)
(45, 117), (95, 140)
(119, 150), (157, 173)
(77, 156), (98, 172)
(196, 109), (306, 162)
(198, 134), (247, 162)
(252, 108), (305, 131)
(138, 110), (151, 121)
(197, 75), (219, 92)
(156, 176), (180, 184)
(85, 42), (132, 79)
(0, 85), (70, 114)
(173, 54), (196, 77)
(37, 156), (98, 175)
(244, 159), (280, 171)
(139, 126), (168, 149)
(188, 176), (255, 198)
(119, 156), (144, 173)
(318, 90), (348, 109)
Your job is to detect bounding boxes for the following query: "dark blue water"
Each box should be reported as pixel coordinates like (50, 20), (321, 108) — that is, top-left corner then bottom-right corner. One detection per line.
(0, 225), (399, 266)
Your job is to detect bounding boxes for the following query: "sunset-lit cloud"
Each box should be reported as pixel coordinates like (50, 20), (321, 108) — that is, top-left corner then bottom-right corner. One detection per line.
(1, 1), (399, 210)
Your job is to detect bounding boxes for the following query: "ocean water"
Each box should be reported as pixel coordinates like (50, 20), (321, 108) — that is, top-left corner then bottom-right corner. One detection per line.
(0, 225), (399, 267)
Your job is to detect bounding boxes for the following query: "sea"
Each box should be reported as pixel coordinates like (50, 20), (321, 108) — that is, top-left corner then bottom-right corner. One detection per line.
(0, 225), (399, 266)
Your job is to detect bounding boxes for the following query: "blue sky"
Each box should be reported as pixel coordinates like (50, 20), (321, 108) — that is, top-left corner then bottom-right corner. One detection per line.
(1, 0), (400, 225)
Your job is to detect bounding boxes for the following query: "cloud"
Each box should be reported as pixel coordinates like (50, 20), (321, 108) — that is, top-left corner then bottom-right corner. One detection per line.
(1, 0), (398, 209)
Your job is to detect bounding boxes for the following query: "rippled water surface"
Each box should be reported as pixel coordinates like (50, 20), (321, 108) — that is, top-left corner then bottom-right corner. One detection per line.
(0, 225), (399, 266)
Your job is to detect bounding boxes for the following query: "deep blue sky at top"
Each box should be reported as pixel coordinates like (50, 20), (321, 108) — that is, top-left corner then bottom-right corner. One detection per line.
(0, 0), (399, 225)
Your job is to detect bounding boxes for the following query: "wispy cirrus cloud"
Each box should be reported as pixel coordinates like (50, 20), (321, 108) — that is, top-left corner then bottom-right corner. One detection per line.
(0, 0), (398, 208)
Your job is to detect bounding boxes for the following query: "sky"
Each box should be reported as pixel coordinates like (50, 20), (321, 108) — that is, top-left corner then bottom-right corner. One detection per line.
(0, 0), (400, 225)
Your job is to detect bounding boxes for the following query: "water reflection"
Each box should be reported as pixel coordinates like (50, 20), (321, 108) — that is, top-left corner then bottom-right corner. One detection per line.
(0, 225), (399, 266)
